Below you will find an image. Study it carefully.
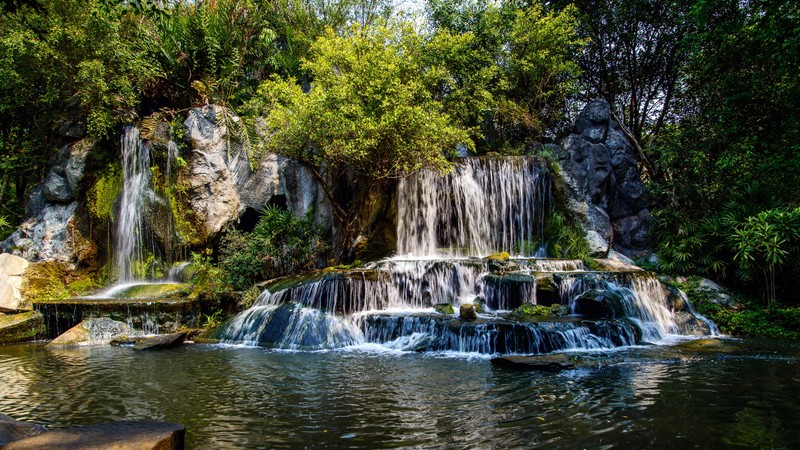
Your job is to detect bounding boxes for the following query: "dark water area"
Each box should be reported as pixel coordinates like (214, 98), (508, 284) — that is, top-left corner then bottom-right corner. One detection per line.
(1, 340), (799, 449)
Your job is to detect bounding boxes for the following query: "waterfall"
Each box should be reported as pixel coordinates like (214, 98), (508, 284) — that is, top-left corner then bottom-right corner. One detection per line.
(397, 157), (550, 257)
(115, 126), (152, 283)
(222, 155), (717, 354)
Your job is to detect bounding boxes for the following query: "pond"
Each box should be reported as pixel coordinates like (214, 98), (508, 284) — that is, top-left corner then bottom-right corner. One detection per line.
(1, 340), (799, 449)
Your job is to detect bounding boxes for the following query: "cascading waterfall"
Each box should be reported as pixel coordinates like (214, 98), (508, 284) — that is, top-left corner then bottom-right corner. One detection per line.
(397, 156), (550, 257)
(115, 126), (153, 283)
(222, 155), (716, 353)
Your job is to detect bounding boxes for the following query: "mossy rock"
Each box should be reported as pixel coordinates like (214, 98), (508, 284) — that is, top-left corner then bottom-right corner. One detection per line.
(485, 252), (510, 261)
(676, 338), (740, 353)
(473, 296), (485, 313)
(511, 302), (551, 319)
(107, 283), (189, 299)
(434, 303), (455, 315)
(459, 303), (478, 321)
(0, 311), (45, 344)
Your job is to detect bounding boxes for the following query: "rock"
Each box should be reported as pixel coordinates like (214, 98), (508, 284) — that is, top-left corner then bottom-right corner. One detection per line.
(64, 140), (92, 195)
(42, 172), (73, 203)
(0, 253), (29, 312)
(3, 421), (185, 450)
(182, 105), (247, 239)
(48, 318), (135, 347)
(573, 289), (625, 319)
(485, 252), (510, 261)
(491, 354), (575, 370)
(1, 202), (79, 262)
(0, 414), (46, 447)
(0, 311), (45, 344)
(434, 303), (455, 315)
(25, 185), (47, 218)
(606, 250), (636, 266)
(459, 304), (477, 321)
(133, 331), (187, 350)
(676, 338), (739, 353)
(0, 253), (29, 276)
(555, 101), (651, 259)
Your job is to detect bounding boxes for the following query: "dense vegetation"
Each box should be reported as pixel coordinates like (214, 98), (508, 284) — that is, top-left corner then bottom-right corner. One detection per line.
(1, 0), (799, 326)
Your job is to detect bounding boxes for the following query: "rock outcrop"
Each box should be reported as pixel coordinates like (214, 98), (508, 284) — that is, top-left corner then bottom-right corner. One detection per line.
(1, 141), (94, 263)
(554, 100), (651, 257)
(0, 415), (46, 447)
(181, 106), (332, 242)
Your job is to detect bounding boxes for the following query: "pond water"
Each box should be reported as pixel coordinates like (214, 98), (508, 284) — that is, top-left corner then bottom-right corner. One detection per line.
(1, 340), (799, 449)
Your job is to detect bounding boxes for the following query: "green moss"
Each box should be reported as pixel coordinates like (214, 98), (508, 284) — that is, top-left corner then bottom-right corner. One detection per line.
(485, 252), (510, 261)
(0, 311), (45, 343)
(88, 164), (122, 221)
(23, 261), (102, 302)
(511, 302), (568, 320)
(434, 303), (455, 315)
(111, 283), (189, 299)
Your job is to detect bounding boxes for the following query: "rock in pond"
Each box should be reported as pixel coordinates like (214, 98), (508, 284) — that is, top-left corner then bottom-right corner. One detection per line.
(133, 331), (188, 351)
(0, 414), (45, 446)
(676, 338), (740, 353)
(48, 318), (135, 347)
(459, 304), (477, 321)
(0, 311), (45, 344)
(3, 421), (185, 450)
(491, 354), (575, 370)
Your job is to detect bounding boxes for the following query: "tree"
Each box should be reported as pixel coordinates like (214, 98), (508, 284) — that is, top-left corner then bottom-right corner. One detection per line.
(425, 0), (584, 151)
(246, 23), (472, 257)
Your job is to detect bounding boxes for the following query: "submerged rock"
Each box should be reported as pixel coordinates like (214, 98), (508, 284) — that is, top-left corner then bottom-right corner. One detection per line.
(133, 331), (187, 350)
(459, 304), (477, 321)
(48, 318), (135, 347)
(676, 338), (740, 353)
(491, 354), (575, 370)
(3, 421), (185, 450)
(0, 311), (45, 344)
(0, 414), (46, 447)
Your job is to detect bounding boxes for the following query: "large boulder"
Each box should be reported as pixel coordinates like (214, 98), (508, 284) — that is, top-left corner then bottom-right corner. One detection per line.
(1, 202), (79, 262)
(48, 318), (135, 347)
(133, 331), (187, 350)
(3, 421), (185, 450)
(0, 311), (45, 344)
(554, 100), (651, 257)
(0, 253), (30, 311)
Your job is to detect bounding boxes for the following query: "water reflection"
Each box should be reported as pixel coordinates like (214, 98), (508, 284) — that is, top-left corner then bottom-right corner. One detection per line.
(0, 341), (799, 448)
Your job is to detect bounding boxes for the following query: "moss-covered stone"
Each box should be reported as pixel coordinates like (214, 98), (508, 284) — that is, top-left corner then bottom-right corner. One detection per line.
(459, 303), (477, 321)
(510, 302), (567, 320)
(434, 303), (455, 315)
(0, 311), (45, 344)
(485, 252), (510, 261)
(675, 338), (740, 353)
(106, 283), (189, 300)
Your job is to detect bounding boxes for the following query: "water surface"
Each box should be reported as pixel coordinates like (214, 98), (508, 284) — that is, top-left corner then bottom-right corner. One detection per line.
(1, 340), (799, 449)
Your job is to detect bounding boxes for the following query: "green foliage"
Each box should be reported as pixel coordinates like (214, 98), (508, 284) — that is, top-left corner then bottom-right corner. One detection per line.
(425, 0), (584, 149)
(0, 215), (13, 241)
(219, 206), (327, 290)
(189, 251), (227, 303)
(249, 23), (470, 180)
(543, 210), (589, 259)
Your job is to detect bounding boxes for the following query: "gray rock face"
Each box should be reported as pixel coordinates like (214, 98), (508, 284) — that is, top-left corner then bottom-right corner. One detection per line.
(1, 202), (78, 262)
(181, 106), (332, 242)
(2, 139), (95, 263)
(133, 331), (187, 350)
(554, 100), (651, 257)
